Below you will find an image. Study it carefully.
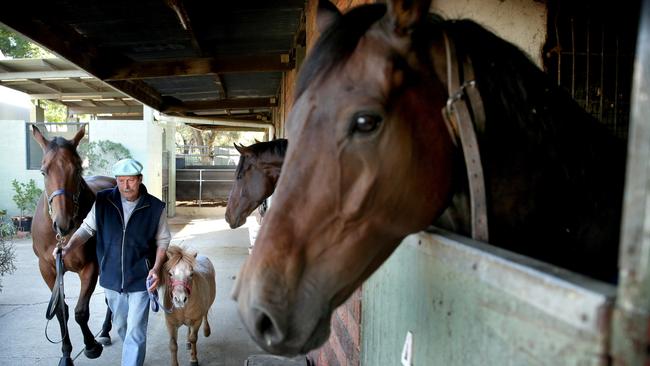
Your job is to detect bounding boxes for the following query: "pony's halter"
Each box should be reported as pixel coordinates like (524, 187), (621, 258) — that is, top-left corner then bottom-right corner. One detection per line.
(169, 278), (192, 296)
(440, 31), (489, 242)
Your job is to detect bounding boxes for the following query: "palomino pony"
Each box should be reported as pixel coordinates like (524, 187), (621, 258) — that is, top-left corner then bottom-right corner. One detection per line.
(233, 0), (626, 355)
(31, 126), (116, 365)
(225, 139), (287, 229)
(162, 245), (216, 366)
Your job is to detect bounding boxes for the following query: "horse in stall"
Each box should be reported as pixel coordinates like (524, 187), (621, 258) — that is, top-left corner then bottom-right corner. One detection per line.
(232, 0), (626, 356)
(162, 245), (216, 366)
(225, 139), (287, 229)
(31, 126), (116, 365)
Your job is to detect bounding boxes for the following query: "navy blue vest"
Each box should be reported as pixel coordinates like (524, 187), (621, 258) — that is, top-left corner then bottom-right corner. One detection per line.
(95, 184), (165, 292)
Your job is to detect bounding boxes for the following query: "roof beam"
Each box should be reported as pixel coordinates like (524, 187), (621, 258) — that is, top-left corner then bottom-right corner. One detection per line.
(161, 97), (277, 113)
(27, 91), (125, 99)
(0, 16), (164, 110)
(68, 105), (144, 114)
(105, 55), (293, 81)
(0, 70), (89, 80)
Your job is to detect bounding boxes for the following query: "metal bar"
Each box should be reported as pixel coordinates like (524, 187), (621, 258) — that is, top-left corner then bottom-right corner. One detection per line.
(571, 17), (576, 98)
(585, 17), (591, 112)
(611, 0), (650, 363)
(199, 169), (203, 207)
(614, 36), (620, 132)
(599, 24), (605, 122)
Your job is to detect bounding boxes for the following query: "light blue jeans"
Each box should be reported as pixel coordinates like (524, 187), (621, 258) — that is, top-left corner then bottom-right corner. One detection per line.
(105, 289), (150, 366)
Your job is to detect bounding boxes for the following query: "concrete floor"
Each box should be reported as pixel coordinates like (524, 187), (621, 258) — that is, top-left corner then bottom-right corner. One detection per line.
(0, 207), (301, 366)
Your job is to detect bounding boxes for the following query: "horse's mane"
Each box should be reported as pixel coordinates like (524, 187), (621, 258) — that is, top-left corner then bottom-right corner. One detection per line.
(235, 139), (288, 177)
(248, 139), (288, 157)
(164, 245), (197, 273)
(295, 4), (387, 101)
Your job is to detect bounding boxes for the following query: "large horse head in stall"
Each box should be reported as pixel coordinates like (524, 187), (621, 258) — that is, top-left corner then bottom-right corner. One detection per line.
(233, 0), (625, 355)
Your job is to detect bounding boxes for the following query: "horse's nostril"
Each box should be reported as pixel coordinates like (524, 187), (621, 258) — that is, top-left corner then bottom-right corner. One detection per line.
(254, 308), (285, 348)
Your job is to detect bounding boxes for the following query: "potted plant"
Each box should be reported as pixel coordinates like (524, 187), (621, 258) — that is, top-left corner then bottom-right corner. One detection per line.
(11, 179), (43, 233)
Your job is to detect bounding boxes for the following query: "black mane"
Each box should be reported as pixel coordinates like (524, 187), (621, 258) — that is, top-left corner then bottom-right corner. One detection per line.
(235, 139), (288, 177)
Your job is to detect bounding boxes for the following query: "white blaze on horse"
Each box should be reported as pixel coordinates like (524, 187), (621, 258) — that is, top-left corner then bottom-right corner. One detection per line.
(161, 246), (216, 366)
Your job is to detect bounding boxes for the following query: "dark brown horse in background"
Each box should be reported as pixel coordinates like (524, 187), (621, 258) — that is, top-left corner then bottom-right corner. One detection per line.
(233, 0), (626, 356)
(225, 139), (287, 229)
(31, 126), (115, 365)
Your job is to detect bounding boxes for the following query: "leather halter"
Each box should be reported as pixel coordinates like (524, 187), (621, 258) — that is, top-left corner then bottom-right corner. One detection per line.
(440, 31), (489, 242)
(46, 179), (81, 228)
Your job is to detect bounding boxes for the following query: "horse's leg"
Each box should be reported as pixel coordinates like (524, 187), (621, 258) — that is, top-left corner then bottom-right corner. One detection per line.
(38, 259), (73, 366)
(166, 320), (180, 366)
(97, 297), (112, 345)
(203, 314), (211, 337)
(188, 319), (202, 366)
(75, 262), (103, 359)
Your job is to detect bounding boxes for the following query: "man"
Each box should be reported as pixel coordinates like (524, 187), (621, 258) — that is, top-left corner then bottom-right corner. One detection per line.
(56, 158), (170, 366)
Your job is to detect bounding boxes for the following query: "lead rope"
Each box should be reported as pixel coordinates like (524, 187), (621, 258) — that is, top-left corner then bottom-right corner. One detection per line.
(45, 233), (69, 343)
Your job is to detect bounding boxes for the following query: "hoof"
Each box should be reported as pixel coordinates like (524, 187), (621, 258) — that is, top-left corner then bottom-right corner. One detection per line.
(58, 356), (74, 366)
(96, 335), (112, 346)
(190, 361), (199, 366)
(84, 342), (103, 359)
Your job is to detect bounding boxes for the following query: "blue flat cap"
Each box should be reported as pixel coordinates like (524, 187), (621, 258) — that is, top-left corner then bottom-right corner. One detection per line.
(112, 158), (143, 176)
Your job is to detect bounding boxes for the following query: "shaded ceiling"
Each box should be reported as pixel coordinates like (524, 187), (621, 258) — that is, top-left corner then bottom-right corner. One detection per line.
(0, 0), (306, 123)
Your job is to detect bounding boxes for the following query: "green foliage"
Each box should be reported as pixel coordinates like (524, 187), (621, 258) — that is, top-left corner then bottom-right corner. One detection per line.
(39, 100), (67, 122)
(0, 26), (52, 58)
(11, 179), (42, 218)
(0, 210), (16, 293)
(78, 140), (132, 176)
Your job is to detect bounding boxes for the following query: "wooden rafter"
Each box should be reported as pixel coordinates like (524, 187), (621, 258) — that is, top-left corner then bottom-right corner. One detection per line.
(0, 16), (164, 110)
(105, 55), (293, 81)
(161, 97), (277, 113)
(68, 105), (144, 114)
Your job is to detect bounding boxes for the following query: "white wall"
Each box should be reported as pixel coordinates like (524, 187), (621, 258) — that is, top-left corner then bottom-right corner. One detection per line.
(0, 86), (31, 121)
(0, 121), (43, 217)
(432, 0), (547, 66)
(89, 106), (164, 200)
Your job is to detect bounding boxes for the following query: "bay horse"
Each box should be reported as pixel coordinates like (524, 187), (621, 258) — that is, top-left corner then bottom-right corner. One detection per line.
(225, 139), (287, 229)
(31, 126), (116, 365)
(233, 0), (626, 356)
(162, 245), (216, 366)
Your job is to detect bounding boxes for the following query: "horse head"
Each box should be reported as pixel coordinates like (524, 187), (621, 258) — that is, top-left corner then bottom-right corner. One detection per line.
(233, 0), (456, 355)
(164, 246), (198, 308)
(225, 140), (287, 229)
(32, 125), (86, 237)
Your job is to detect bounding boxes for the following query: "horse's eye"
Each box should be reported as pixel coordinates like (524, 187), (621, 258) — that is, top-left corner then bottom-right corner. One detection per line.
(351, 113), (382, 134)
(40, 169), (46, 176)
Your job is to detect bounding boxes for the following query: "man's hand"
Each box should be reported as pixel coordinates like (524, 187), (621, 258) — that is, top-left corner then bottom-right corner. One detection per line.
(52, 245), (67, 259)
(147, 269), (160, 292)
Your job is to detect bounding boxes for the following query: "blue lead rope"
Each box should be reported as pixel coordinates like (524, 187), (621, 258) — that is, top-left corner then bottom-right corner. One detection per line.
(147, 276), (173, 314)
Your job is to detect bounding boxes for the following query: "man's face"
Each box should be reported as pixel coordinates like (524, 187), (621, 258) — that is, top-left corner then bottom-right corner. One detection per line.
(116, 175), (142, 201)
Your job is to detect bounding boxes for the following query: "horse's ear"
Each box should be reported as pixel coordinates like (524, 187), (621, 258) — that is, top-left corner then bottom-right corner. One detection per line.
(386, 0), (432, 36)
(234, 143), (251, 155)
(71, 126), (85, 148)
(317, 0), (342, 33)
(254, 139), (261, 144)
(31, 125), (50, 150)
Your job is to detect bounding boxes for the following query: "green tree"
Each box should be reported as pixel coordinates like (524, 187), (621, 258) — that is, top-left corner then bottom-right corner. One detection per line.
(11, 179), (43, 219)
(39, 100), (67, 122)
(0, 26), (52, 58)
(77, 140), (132, 176)
(0, 210), (16, 293)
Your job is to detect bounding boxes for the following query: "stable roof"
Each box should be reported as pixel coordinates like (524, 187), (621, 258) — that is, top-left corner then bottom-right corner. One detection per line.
(0, 1), (306, 124)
